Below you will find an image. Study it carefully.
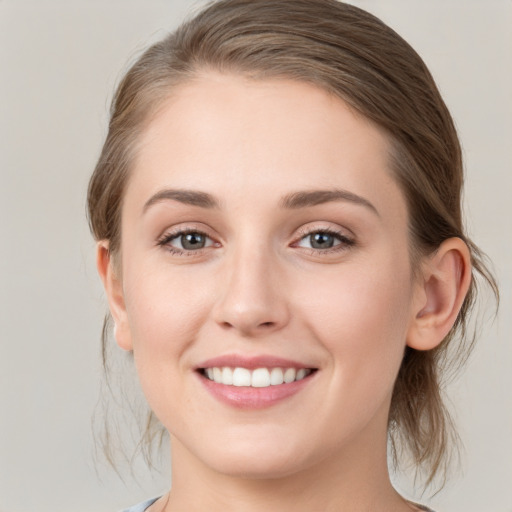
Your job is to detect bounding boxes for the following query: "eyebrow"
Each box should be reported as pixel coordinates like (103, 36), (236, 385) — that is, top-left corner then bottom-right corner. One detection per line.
(142, 187), (379, 216)
(280, 189), (380, 216)
(143, 189), (220, 213)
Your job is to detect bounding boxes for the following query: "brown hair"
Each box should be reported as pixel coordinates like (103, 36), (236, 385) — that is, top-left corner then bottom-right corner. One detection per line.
(88, 0), (497, 486)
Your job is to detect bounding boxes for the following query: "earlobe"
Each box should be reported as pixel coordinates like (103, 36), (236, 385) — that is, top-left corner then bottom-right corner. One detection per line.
(96, 241), (133, 351)
(407, 238), (472, 351)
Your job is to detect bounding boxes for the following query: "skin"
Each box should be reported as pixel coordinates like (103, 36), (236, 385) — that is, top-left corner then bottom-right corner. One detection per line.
(98, 73), (471, 512)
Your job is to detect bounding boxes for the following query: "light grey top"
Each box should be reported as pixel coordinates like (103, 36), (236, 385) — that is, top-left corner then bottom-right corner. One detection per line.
(121, 497), (159, 512)
(121, 497), (435, 511)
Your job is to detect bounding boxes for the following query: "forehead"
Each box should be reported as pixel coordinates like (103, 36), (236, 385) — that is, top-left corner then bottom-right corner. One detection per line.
(127, 72), (405, 221)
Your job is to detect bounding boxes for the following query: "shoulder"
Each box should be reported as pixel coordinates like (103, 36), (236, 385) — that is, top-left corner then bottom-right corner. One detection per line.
(120, 497), (160, 512)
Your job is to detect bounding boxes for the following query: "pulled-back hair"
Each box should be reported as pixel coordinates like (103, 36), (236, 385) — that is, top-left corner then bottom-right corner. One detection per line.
(88, 0), (497, 486)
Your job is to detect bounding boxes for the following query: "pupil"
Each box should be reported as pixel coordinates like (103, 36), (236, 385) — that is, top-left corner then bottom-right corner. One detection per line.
(310, 232), (334, 249)
(182, 233), (205, 250)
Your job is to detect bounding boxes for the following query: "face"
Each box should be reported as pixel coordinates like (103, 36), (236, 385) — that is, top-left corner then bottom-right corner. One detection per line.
(109, 73), (422, 479)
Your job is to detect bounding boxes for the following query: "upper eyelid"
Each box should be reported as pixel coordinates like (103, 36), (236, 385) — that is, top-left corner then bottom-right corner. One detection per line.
(163, 229), (213, 241)
(157, 223), (216, 240)
(293, 223), (354, 240)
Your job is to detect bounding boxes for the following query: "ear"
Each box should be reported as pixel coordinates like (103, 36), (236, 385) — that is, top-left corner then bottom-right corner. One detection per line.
(96, 241), (133, 351)
(407, 237), (472, 351)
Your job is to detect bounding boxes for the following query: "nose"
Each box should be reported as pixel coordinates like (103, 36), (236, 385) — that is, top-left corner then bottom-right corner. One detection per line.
(212, 245), (290, 337)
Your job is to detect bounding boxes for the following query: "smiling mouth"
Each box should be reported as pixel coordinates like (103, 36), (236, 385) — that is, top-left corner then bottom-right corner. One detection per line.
(199, 367), (316, 388)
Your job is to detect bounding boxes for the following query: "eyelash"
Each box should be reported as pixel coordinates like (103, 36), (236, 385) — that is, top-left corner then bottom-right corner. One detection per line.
(156, 226), (355, 257)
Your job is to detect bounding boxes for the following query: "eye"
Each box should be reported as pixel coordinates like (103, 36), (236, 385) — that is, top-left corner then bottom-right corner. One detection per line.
(299, 231), (340, 249)
(174, 232), (211, 250)
(294, 228), (355, 252)
(158, 229), (217, 253)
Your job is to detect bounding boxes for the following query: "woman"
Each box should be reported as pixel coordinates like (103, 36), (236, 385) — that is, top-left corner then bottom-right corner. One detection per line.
(87, 1), (497, 510)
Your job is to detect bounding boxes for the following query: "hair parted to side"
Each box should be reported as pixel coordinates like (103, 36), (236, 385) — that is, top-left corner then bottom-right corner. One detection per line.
(87, 0), (498, 487)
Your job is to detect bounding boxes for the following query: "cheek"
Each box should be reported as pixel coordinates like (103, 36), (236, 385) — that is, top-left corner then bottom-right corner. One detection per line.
(122, 262), (214, 369)
(300, 256), (413, 386)
(120, 266), (214, 424)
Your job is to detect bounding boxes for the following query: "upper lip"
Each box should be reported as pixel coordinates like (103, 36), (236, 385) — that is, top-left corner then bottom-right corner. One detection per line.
(195, 354), (316, 370)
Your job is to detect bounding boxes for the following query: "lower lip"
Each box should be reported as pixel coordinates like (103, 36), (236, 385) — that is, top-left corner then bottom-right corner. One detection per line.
(198, 372), (316, 409)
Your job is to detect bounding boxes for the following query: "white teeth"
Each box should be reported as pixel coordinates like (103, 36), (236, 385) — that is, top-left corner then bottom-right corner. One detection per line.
(203, 366), (312, 387)
(213, 367), (222, 383)
(251, 368), (270, 387)
(283, 368), (296, 383)
(232, 367), (251, 387)
(270, 367), (284, 385)
(221, 367), (233, 385)
(296, 368), (307, 381)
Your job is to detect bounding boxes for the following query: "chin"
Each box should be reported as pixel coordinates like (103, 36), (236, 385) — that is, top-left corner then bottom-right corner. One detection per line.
(209, 453), (306, 480)
(192, 432), (312, 480)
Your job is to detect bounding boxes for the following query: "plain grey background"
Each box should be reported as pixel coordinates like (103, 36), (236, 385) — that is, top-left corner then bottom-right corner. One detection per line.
(0, 1), (510, 511)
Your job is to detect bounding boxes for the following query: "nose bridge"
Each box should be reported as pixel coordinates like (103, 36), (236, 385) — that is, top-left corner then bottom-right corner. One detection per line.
(214, 237), (289, 336)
